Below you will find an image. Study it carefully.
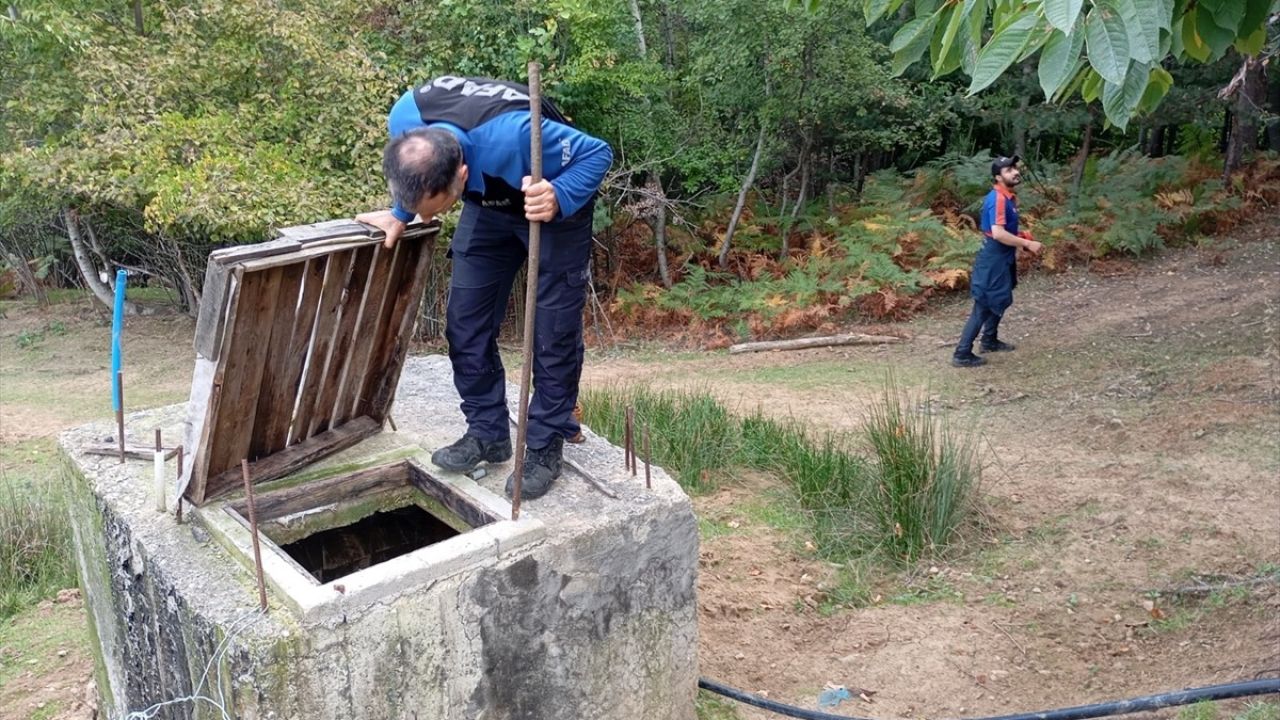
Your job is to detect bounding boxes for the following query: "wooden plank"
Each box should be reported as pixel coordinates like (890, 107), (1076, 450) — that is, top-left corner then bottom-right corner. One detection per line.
(238, 239), (376, 273)
(333, 242), (401, 427)
(406, 460), (499, 528)
(229, 460), (406, 521)
(277, 219), (377, 244)
(247, 263), (307, 459)
(193, 260), (233, 359)
(727, 333), (903, 355)
(203, 416), (381, 501)
(308, 244), (377, 435)
(202, 268), (285, 486)
(186, 269), (246, 505)
(289, 250), (354, 446)
(259, 257), (327, 453)
(84, 444), (180, 461)
(366, 232), (437, 419)
(208, 238), (301, 264)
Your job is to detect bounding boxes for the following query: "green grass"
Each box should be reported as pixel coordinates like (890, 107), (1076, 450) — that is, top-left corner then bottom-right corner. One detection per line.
(863, 381), (982, 563)
(695, 690), (742, 720)
(0, 439), (77, 620)
(582, 382), (980, 563)
(0, 601), (88, 691)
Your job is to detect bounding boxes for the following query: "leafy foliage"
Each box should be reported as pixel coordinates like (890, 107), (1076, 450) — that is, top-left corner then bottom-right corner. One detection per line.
(846, 0), (1279, 128)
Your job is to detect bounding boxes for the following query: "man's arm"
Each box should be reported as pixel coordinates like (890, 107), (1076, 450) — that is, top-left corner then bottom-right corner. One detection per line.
(522, 119), (613, 222)
(991, 225), (1042, 253)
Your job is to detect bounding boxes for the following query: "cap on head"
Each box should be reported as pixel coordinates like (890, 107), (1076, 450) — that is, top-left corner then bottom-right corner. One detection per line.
(991, 155), (1020, 177)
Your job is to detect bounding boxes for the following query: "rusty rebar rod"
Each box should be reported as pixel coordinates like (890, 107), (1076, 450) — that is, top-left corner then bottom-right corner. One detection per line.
(153, 429), (165, 513)
(240, 460), (268, 612)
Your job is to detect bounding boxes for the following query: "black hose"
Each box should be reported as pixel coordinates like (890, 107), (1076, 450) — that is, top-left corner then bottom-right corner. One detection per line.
(698, 676), (1280, 720)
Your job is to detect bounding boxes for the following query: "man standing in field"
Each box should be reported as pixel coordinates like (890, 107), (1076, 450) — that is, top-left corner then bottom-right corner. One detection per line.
(357, 76), (613, 499)
(952, 155), (1042, 368)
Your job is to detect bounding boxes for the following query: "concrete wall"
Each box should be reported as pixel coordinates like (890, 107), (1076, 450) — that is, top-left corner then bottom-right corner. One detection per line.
(61, 356), (699, 720)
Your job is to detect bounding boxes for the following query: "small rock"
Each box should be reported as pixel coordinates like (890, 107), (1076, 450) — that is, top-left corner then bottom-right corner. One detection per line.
(191, 525), (211, 544)
(57, 649), (68, 657)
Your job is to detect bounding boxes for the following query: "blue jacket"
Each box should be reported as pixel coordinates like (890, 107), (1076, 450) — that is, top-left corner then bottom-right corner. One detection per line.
(971, 185), (1019, 313)
(387, 76), (613, 223)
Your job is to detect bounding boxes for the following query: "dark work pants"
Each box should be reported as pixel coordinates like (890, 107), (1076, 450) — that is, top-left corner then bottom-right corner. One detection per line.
(955, 301), (1003, 356)
(445, 201), (593, 450)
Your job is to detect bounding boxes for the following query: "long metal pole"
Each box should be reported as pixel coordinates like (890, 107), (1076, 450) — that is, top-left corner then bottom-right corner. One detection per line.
(111, 269), (126, 463)
(241, 460), (268, 611)
(511, 61), (544, 521)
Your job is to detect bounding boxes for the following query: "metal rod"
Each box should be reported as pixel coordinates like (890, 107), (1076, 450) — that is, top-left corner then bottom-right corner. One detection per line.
(511, 60), (545, 521)
(175, 445), (184, 523)
(644, 426), (651, 489)
(240, 459), (269, 611)
(153, 429), (165, 513)
(629, 408), (638, 477)
(386, 414), (398, 432)
(116, 371), (126, 463)
(624, 406), (633, 472)
(563, 457), (620, 499)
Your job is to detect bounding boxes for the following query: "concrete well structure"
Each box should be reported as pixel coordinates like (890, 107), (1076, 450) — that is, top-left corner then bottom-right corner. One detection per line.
(60, 221), (698, 720)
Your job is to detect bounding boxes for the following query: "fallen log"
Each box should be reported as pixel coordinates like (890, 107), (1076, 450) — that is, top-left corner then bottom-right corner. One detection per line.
(727, 333), (903, 355)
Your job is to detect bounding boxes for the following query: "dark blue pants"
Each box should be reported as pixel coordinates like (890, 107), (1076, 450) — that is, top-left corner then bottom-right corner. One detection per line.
(955, 301), (1003, 356)
(445, 201), (593, 450)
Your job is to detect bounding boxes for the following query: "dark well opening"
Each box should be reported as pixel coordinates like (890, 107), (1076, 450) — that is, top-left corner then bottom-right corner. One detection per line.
(279, 505), (460, 583)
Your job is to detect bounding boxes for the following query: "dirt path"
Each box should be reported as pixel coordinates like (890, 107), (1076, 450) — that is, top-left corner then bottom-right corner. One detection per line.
(1, 214), (1276, 720)
(583, 215), (1280, 718)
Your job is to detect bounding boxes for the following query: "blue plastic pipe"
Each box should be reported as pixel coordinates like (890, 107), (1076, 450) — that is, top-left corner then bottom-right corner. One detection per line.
(111, 269), (126, 412)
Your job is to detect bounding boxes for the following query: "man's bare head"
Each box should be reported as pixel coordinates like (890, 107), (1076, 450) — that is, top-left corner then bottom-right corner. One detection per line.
(382, 128), (468, 220)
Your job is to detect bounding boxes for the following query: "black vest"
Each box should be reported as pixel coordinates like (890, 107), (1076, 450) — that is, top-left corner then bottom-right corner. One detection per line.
(411, 76), (571, 129)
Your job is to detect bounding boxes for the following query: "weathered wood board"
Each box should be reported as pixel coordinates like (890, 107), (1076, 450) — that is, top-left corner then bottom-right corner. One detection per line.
(180, 219), (440, 505)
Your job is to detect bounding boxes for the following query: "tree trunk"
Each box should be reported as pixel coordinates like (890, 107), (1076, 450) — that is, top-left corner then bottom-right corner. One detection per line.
(1219, 108), (1232, 154)
(660, 1), (676, 70)
(626, 0), (647, 57)
(1071, 117), (1093, 210)
(648, 175), (672, 288)
(1014, 66), (1031, 159)
(132, 0), (143, 34)
(64, 207), (147, 315)
(718, 125), (766, 269)
(1146, 125), (1166, 157)
(1165, 124), (1179, 156)
(1266, 66), (1280, 151)
(1224, 56), (1265, 181)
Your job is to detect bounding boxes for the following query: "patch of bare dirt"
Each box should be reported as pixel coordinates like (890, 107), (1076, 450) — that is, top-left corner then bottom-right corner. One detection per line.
(587, 212), (1280, 718)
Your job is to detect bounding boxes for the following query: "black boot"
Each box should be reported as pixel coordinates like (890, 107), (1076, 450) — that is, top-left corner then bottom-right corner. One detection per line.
(505, 436), (564, 500)
(431, 434), (512, 473)
(952, 352), (987, 368)
(980, 339), (1016, 352)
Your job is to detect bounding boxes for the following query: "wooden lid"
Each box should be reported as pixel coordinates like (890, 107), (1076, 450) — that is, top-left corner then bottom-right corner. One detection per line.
(179, 219), (440, 505)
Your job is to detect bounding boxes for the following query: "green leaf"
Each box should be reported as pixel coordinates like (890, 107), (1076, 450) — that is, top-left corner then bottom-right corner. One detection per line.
(960, 0), (988, 75)
(967, 8), (1036, 94)
(1043, 0), (1084, 32)
(1199, 0), (1245, 33)
(1101, 61), (1149, 129)
(932, 0), (974, 77)
(1038, 25), (1084, 100)
(1234, 25), (1266, 54)
(1054, 58), (1090, 102)
(1017, 19), (1056, 62)
(890, 13), (942, 75)
(1194, 4), (1235, 59)
(1179, 11), (1212, 61)
(1137, 65), (1174, 115)
(1085, 4), (1131, 85)
(1114, 0), (1161, 64)
(864, 0), (892, 25)
(1240, 0), (1272, 36)
(1081, 67), (1104, 103)
(1155, 0), (1174, 31)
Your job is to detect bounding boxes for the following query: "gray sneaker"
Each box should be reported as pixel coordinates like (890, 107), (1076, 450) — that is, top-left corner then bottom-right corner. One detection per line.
(431, 434), (512, 473)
